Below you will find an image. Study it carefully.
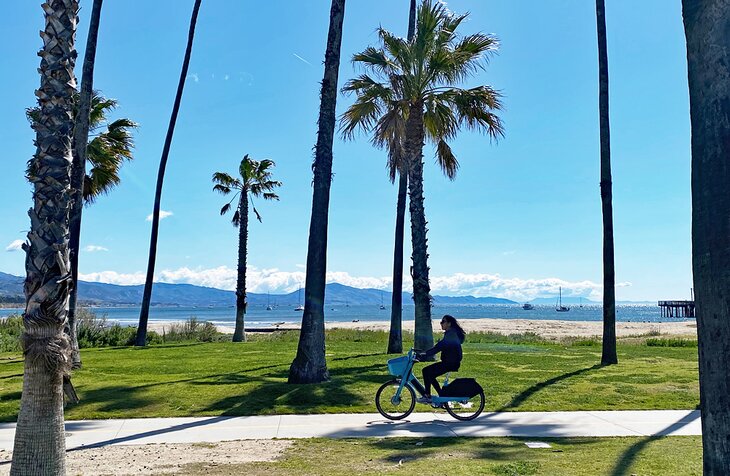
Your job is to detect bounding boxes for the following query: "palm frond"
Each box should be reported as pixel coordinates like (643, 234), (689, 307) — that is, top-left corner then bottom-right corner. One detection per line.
(252, 206), (262, 223)
(262, 192), (280, 201)
(352, 46), (398, 76)
(212, 172), (240, 190)
(220, 203), (232, 215)
(232, 210), (241, 227)
(439, 86), (505, 139)
(436, 139), (459, 180)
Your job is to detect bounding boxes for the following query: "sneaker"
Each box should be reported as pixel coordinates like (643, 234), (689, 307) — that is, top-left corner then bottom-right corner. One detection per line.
(416, 396), (432, 404)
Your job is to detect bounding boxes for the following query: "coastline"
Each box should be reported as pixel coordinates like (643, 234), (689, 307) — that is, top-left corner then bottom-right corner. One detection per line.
(148, 317), (697, 339)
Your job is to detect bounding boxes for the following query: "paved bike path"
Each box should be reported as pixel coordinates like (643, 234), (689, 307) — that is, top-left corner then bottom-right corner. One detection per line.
(0, 410), (701, 450)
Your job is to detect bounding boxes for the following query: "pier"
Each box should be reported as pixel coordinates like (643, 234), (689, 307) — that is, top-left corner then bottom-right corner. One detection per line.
(658, 300), (695, 318)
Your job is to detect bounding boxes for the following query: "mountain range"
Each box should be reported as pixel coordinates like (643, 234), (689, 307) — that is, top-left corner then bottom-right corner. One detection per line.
(0, 272), (516, 307)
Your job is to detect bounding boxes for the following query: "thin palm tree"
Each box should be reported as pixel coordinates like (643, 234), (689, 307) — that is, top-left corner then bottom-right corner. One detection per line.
(596, 0), (617, 366)
(10, 1), (79, 474)
(341, 0), (504, 352)
(27, 92), (137, 368)
(137, 0), (202, 346)
(213, 156), (281, 342)
(288, 0), (347, 384)
(682, 0), (730, 472)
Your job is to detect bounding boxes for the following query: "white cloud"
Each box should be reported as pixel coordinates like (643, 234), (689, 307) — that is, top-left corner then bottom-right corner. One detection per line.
(84, 245), (108, 252)
(224, 74), (230, 81)
(146, 210), (173, 222)
(188, 73), (199, 82)
(5, 240), (24, 252)
(79, 271), (146, 286)
(77, 266), (621, 301)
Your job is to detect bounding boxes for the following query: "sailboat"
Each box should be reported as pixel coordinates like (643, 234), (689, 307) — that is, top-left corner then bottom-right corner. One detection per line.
(294, 286), (304, 311)
(379, 291), (386, 310)
(556, 286), (570, 312)
(266, 292), (273, 311)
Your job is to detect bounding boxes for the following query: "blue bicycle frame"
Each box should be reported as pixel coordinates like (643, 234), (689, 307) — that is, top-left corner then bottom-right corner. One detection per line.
(392, 349), (471, 407)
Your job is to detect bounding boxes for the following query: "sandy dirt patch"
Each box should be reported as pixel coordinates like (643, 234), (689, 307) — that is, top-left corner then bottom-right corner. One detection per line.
(0, 439), (291, 476)
(150, 318), (696, 340)
(325, 318), (697, 339)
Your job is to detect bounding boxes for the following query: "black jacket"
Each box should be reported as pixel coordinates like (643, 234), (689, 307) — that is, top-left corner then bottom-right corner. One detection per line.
(424, 328), (464, 365)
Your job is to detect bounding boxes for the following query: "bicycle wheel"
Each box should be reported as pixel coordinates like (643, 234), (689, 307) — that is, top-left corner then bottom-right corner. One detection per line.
(444, 390), (485, 421)
(375, 379), (416, 420)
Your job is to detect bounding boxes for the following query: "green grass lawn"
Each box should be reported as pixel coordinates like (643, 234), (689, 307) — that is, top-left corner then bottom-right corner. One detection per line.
(185, 436), (702, 475)
(0, 330), (699, 421)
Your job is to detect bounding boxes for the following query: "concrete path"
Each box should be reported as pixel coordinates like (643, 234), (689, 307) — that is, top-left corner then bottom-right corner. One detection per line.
(0, 410), (701, 450)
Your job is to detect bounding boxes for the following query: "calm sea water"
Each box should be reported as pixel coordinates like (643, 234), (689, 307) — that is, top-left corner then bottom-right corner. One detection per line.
(0, 303), (692, 328)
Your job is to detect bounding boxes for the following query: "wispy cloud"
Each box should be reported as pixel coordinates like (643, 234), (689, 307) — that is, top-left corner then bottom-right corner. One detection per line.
(146, 210), (173, 222)
(224, 74), (230, 81)
(188, 73), (199, 83)
(84, 245), (108, 252)
(502, 250), (516, 256)
(292, 53), (312, 66)
(4, 240), (24, 252)
(77, 266), (617, 301)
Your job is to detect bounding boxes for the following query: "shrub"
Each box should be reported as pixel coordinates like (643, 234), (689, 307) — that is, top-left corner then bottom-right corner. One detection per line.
(646, 338), (697, 348)
(163, 317), (221, 343)
(0, 314), (23, 352)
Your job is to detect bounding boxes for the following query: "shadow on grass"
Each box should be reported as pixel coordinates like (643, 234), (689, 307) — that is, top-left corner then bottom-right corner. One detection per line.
(608, 410), (701, 476)
(497, 364), (603, 411)
(0, 374), (22, 380)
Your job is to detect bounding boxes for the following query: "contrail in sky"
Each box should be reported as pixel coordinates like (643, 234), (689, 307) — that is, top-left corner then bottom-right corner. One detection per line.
(292, 53), (312, 66)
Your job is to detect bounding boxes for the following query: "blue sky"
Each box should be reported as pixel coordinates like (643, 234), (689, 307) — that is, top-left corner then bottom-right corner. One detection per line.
(0, 0), (691, 302)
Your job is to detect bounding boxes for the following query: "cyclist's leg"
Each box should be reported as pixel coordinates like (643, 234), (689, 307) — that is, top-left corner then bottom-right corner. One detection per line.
(432, 362), (460, 396)
(422, 362), (448, 396)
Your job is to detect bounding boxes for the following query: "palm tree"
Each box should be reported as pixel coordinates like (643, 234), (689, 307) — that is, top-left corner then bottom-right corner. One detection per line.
(10, 1), (79, 474)
(27, 92), (137, 368)
(596, 0), (617, 365)
(137, 0), (202, 346)
(288, 0), (347, 384)
(341, 0), (504, 352)
(682, 0), (730, 472)
(213, 156), (281, 342)
(68, 0), (104, 371)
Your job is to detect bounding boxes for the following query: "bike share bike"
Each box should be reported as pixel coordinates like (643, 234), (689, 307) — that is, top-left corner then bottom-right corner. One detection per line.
(375, 348), (485, 421)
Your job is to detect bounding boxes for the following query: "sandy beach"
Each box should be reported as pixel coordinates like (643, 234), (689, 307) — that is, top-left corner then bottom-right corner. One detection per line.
(149, 318), (697, 340)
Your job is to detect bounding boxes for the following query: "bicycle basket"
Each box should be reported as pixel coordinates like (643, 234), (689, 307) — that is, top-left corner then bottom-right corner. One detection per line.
(387, 356), (410, 376)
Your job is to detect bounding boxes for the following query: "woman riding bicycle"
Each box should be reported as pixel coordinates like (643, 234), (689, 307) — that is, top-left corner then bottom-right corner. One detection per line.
(416, 315), (466, 404)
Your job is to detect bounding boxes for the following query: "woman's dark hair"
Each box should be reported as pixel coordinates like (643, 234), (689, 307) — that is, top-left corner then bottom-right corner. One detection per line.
(442, 315), (465, 342)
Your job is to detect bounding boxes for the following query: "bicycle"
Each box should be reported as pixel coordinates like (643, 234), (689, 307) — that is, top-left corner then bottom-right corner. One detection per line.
(375, 348), (485, 421)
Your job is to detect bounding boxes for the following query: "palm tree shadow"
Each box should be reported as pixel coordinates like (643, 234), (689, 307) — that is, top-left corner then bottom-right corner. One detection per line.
(497, 364), (603, 412)
(608, 409), (701, 476)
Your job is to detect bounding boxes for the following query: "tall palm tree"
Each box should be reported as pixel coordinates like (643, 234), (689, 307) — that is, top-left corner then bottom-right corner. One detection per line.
(342, 0), (504, 352)
(288, 0), (347, 384)
(68, 0), (103, 370)
(596, 0), (617, 365)
(682, 0), (730, 472)
(137, 0), (202, 346)
(213, 156), (281, 342)
(10, 1), (79, 474)
(387, 0), (416, 355)
(27, 92), (137, 368)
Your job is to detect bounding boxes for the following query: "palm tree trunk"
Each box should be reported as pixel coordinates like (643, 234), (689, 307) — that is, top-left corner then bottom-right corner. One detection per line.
(233, 192), (248, 342)
(386, 0), (417, 355)
(289, 0), (346, 384)
(682, 1), (730, 473)
(68, 0), (104, 370)
(136, 0), (202, 346)
(387, 172), (407, 354)
(596, 0), (617, 366)
(10, 1), (78, 474)
(405, 101), (434, 353)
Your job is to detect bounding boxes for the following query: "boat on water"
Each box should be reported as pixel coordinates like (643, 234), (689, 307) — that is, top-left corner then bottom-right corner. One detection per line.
(556, 286), (570, 312)
(379, 291), (386, 310)
(522, 303), (534, 310)
(295, 286), (304, 311)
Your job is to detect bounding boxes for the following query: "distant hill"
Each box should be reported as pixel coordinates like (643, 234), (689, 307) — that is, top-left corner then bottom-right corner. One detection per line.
(0, 271), (516, 307)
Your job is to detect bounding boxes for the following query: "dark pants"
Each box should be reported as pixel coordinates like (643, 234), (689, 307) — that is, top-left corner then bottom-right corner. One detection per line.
(422, 361), (460, 396)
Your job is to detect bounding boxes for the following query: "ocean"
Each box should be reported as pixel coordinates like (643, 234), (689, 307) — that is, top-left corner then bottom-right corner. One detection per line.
(0, 303), (692, 328)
